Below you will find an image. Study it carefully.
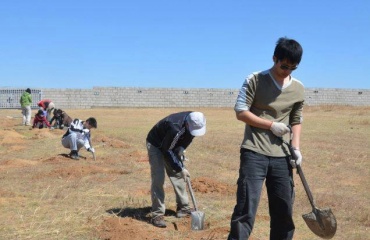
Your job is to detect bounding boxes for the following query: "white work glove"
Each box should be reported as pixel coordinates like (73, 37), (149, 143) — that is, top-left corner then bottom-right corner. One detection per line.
(270, 122), (290, 137)
(181, 150), (189, 161)
(178, 150), (189, 162)
(180, 168), (190, 182)
(174, 147), (189, 162)
(290, 148), (302, 168)
(87, 147), (95, 153)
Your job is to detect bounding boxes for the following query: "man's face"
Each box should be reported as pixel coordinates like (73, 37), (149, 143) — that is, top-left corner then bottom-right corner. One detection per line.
(84, 121), (93, 130)
(273, 58), (298, 78)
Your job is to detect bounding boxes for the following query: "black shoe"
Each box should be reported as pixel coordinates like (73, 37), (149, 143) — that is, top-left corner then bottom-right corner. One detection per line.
(151, 215), (166, 228)
(70, 150), (79, 160)
(176, 208), (193, 218)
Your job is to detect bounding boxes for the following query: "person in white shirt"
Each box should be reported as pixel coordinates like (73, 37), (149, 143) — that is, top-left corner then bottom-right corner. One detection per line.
(61, 117), (97, 160)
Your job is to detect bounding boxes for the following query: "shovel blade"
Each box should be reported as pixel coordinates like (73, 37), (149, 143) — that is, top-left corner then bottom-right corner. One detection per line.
(191, 211), (205, 230)
(302, 208), (337, 239)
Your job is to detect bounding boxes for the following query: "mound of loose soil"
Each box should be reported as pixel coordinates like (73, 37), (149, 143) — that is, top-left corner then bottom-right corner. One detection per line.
(96, 215), (229, 240)
(94, 135), (131, 148)
(192, 177), (236, 195)
(0, 129), (25, 144)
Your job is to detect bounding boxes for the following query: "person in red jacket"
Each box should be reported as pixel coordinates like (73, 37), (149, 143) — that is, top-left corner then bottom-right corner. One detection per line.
(37, 99), (55, 122)
(32, 110), (52, 129)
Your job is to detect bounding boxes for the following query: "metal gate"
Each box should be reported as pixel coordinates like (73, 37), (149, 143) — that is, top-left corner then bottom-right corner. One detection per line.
(0, 89), (42, 109)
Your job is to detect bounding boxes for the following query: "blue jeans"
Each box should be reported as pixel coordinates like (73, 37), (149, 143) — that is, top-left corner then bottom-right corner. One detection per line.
(228, 149), (295, 240)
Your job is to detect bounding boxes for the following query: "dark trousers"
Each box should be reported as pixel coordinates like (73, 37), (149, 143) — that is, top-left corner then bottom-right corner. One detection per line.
(228, 149), (295, 240)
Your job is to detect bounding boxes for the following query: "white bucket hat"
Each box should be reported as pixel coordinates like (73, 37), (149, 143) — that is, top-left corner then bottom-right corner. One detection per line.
(186, 112), (206, 136)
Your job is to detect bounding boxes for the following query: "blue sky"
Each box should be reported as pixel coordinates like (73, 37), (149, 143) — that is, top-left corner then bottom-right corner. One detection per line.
(0, 1), (369, 90)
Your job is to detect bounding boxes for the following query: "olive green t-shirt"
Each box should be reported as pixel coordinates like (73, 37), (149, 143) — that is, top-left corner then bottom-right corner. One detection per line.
(234, 70), (304, 157)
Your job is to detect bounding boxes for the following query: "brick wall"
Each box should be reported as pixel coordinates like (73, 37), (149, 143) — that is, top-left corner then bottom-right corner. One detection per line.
(1, 87), (369, 109)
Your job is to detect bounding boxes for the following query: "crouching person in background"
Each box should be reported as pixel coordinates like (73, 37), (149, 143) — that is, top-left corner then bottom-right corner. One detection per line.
(37, 99), (56, 122)
(146, 111), (206, 228)
(50, 109), (73, 129)
(32, 110), (52, 129)
(61, 117), (97, 160)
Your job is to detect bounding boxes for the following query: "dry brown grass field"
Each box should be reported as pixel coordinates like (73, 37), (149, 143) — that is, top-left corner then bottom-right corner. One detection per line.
(0, 106), (369, 240)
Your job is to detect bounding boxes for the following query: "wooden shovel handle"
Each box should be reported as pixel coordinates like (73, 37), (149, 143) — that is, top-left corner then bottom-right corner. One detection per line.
(296, 165), (317, 209)
(186, 178), (198, 211)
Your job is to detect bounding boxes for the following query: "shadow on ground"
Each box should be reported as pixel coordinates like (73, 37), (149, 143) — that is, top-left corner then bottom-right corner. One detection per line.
(106, 207), (177, 223)
(58, 153), (87, 159)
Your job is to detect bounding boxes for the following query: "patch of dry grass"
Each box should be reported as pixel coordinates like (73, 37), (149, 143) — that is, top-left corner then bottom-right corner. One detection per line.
(0, 106), (369, 239)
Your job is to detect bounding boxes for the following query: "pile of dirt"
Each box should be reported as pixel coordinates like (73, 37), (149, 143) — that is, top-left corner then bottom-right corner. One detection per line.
(192, 177), (236, 195)
(31, 129), (61, 139)
(97, 217), (163, 240)
(94, 135), (131, 148)
(96, 215), (229, 240)
(0, 129), (25, 144)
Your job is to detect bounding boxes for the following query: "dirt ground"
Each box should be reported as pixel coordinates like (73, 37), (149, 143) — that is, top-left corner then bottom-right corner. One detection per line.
(1, 107), (369, 240)
(0, 109), (236, 240)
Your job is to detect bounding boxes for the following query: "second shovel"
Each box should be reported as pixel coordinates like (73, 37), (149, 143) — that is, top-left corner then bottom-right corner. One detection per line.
(186, 178), (205, 230)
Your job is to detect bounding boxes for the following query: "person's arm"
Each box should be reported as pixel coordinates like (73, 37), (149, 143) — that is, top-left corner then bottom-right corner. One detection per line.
(234, 74), (289, 136)
(83, 131), (92, 150)
(161, 123), (187, 172)
(289, 100), (303, 167)
(291, 124), (301, 149)
(43, 117), (51, 127)
(49, 116), (55, 125)
(234, 74), (270, 130)
(236, 110), (273, 130)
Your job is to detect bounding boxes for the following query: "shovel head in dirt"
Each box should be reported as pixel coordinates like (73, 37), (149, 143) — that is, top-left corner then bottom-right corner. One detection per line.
(191, 210), (205, 230)
(297, 165), (337, 239)
(186, 178), (205, 230)
(302, 207), (337, 239)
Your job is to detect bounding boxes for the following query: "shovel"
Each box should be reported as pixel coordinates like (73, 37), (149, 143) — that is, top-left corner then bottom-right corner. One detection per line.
(285, 128), (337, 239)
(296, 164), (337, 239)
(186, 178), (205, 230)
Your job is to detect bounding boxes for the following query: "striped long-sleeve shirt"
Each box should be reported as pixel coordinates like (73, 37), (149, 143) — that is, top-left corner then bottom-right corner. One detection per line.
(62, 119), (92, 150)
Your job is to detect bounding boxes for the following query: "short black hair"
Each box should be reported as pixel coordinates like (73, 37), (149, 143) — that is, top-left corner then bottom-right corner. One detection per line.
(26, 88), (31, 94)
(274, 37), (303, 64)
(86, 117), (97, 128)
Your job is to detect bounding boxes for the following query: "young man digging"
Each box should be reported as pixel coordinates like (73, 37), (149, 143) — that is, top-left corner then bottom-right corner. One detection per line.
(146, 111), (206, 228)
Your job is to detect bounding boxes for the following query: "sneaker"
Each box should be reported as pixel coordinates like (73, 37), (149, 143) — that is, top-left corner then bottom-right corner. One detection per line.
(70, 150), (79, 160)
(151, 215), (166, 228)
(176, 208), (193, 218)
